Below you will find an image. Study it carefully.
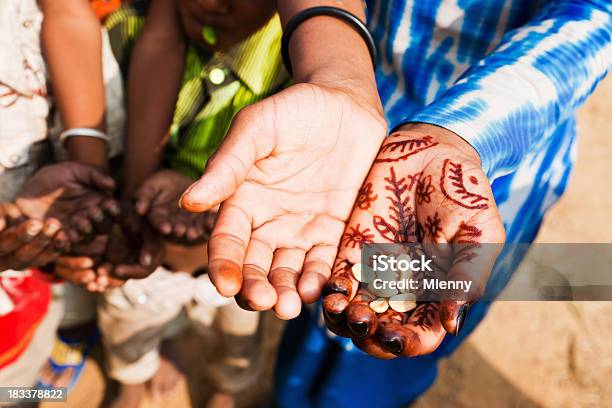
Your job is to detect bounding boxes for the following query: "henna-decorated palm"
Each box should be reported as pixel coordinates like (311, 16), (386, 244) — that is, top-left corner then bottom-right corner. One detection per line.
(180, 83), (387, 319)
(322, 124), (505, 359)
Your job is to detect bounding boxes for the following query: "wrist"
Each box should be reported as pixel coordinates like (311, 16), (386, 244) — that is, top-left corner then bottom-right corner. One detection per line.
(65, 136), (110, 170)
(287, 15), (382, 115)
(397, 123), (482, 166)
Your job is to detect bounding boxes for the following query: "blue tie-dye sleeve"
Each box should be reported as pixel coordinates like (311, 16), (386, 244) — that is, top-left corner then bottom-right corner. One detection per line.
(402, 0), (612, 180)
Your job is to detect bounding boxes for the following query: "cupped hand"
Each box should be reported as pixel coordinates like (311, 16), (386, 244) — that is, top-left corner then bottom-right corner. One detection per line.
(322, 124), (505, 359)
(180, 83), (387, 319)
(54, 236), (109, 292)
(15, 161), (120, 244)
(134, 169), (216, 244)
(97, 204), (164, 285)
(0, 203), (68, 271)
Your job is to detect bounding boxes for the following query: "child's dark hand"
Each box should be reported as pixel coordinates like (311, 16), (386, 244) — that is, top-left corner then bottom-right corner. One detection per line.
(0, 203), (69, 271)
(135, 169), (216, 244)
(15, 162), (121, 244)
(53, 236), (110, 292)
(98, 204), (164, 284)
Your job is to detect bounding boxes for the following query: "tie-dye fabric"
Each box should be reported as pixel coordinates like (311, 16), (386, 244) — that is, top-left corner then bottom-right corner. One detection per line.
(275, 2), (612, 407)
(369, 0), (611, 243)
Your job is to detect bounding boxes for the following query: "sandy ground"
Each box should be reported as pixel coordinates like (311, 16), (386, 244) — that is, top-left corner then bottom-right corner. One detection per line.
(42, 77), (612, 408)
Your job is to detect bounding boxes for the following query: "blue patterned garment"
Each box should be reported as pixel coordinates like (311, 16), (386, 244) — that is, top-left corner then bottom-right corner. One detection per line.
(276, 1), (612, 407)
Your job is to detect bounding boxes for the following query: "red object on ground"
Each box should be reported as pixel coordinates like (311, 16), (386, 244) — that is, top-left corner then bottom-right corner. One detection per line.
(91, 0), (122, 21)
(0, 272), (51, 369)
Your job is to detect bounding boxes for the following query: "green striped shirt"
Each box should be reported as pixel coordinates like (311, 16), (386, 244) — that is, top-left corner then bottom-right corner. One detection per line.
(106, 9), (288, 179)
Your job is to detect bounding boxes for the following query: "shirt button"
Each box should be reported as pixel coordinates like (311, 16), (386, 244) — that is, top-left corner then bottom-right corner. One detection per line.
(9, 155), (21, 165)
(208, 68), (226, 86)
(22, 20), (32, 29)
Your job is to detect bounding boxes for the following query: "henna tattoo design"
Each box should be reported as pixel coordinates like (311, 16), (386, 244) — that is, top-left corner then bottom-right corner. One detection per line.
(375, 135), (438, 163)
(415, 221), (425, 242)
(455, 222), (482, 243)
(424, 212), (442, 240)
(413, 303), (438, 329)
(343, 224), (375, 249)
(440, 160), (489, 210)
(356, 182), (378, 210)
(332, 258), (353, 279)
(416, 174), (435, 204)
(453, 222), (483, 264)
(372, 167), (418, 243)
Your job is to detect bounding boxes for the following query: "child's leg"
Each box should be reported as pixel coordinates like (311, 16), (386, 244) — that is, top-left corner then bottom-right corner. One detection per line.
(212, 302), (262, 390)
(189, 277), (262, 408)
(98, 268), (192, 407)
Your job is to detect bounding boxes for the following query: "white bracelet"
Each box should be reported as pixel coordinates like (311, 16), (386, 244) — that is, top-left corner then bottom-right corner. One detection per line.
(59, 128), (111, 148)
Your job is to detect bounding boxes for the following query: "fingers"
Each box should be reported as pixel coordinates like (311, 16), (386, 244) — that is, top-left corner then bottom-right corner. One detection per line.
(207, 203), (251, 297)
(345, 288), (378, 338)
(67, 198), (120, 244)
(238, 238), (276, 311)
(147, 204), (211, 244)
(352, 334), (398, 360)
(54, 256), (97, 286)
(0, 219), (43, 255)
(113, 229), (164, 281)
(438, 212), (504, 334)
(71, 162), (116, 192)
(323, 307), (352, 338)
(148, 207), (172, 235)
(134, 179), (163, 216)
(139, 227), (164, 269)
(269, 248), (306, 319)
(322, 259), (359, 315)
(10, 219), (62, 267)
(298, 244), (337, 303)
(180, 107), (268, 212)
(376, 302), (446, 357)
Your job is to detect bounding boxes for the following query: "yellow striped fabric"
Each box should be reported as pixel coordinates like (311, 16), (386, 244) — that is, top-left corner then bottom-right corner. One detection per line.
(105, 7), (289, 179)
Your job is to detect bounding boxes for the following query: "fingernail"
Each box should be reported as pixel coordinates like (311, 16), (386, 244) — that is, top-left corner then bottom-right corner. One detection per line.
(379, 334), (405, 354)
(323, 308), (344, 323)
(27, 221), (43, 236)
(44, 220), (61, 234)
(348, 321), (369, 337)
(93, 210), (105, 223)
(454, 304), (470, 335)
(322, 281), (349, 297)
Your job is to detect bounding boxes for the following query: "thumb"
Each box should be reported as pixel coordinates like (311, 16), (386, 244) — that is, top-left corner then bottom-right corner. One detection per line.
(133, 182), (160, 216)
(439, 220), (505, 335)
(179, 106), (269, 212)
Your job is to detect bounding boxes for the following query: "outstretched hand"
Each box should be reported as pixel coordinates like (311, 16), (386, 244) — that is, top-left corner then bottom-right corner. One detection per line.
(97, 204), (164, 285)
(180, 83), (387, 319)
(322, 124), (505, 358)
(16, 162), (120, 244)
(0, 203), (65, 271)
(134, 169), (216, 244)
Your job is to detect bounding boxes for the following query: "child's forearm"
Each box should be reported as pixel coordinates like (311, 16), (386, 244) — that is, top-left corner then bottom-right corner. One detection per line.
(40, 0), (109, 169)
(123, 0), (186, 197)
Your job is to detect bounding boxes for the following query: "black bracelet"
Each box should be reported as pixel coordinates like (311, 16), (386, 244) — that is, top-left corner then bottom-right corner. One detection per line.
(281, 6), (378, 77)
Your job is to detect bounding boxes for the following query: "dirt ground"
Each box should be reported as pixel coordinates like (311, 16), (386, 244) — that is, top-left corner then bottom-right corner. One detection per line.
(42, 78), (612, 408)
